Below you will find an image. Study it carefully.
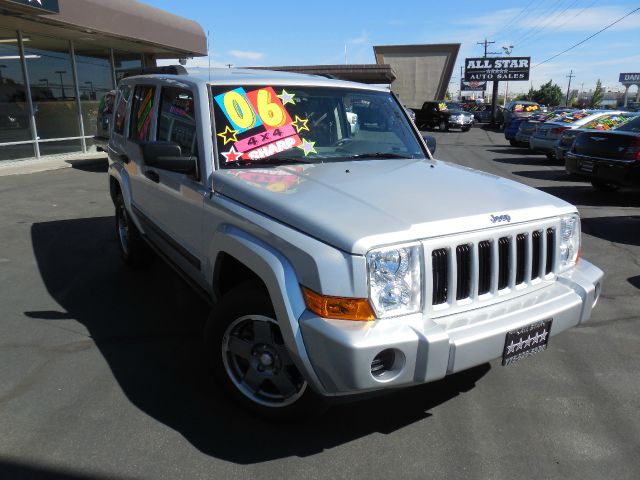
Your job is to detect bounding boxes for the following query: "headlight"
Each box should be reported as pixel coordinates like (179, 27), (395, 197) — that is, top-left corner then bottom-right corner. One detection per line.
(366, 243), (422, 318)
(559, 214), (581, 272)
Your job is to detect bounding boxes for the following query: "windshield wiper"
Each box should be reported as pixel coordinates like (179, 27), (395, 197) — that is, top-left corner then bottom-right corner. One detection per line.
(224, 156), (317, 168)
(340, 152), (414, 160)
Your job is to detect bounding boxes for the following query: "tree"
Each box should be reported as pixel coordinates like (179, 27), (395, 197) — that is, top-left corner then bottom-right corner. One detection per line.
(590, 79), (604, 108)
(531, 80), (563, 106)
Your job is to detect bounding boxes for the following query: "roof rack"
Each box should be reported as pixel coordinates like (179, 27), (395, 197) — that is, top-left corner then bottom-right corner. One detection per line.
(121, 65), (188, 79)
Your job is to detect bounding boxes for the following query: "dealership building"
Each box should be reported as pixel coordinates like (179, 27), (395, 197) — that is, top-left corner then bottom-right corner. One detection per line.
(0, 0), (206, 163)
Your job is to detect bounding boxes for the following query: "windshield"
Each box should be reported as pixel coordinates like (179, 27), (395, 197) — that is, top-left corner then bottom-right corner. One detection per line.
(616, 115), (640, 133)
(210, 85), (425, 169)
(580, 113), (638, 130)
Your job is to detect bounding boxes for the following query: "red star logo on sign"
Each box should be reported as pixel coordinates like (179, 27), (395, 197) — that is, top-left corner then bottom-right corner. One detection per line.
(222, 146), (243, 163)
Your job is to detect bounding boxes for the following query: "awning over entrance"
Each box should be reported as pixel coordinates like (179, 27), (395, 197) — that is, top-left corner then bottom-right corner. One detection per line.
(0, 0), (207, 57)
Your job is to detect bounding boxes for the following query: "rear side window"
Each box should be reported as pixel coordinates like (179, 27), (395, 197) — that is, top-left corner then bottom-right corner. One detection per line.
(157, 87), (197, 156)
(113, 85), (132, 135)
(129, 85), (155, 142)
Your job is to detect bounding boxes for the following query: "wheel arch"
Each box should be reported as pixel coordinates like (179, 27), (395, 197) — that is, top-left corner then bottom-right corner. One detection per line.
(207, 225), (327, 395)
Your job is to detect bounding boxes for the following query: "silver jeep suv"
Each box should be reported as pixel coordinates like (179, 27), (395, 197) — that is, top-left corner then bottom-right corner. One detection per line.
(107, 69), (603, 420)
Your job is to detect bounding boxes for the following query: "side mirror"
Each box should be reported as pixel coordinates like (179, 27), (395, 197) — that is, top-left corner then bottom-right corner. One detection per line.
(422, 134), (436, 155)
(142, 141), (196, 174)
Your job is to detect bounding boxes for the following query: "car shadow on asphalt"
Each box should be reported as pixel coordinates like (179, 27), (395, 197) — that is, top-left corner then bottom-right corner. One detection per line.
(538, 185), (640, 208)
(28, 216), (490, 464)
(580, 215), (640, 247)
(491, 157), (558, 167)
(487, 148), (541, 156)
(628, 275), (640, 289)
(513, 170), (588, 183)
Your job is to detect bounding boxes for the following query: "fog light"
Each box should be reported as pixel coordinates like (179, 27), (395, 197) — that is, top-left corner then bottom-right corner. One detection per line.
(371, 349), (396, 378)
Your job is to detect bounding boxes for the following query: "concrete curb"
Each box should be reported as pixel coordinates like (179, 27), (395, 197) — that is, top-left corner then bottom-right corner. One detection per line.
(0, 153), (108, 177)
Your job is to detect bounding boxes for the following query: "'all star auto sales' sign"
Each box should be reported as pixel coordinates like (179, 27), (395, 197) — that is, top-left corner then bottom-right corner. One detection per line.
(464, 57), (530, 81)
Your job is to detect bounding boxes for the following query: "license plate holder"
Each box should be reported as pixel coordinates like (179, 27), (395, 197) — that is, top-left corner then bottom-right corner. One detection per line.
(502, 319), (552, 366)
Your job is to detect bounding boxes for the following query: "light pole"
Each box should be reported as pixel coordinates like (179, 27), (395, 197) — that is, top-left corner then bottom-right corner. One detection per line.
(55, 70), (66, 99)
(502, 45), (514, 107)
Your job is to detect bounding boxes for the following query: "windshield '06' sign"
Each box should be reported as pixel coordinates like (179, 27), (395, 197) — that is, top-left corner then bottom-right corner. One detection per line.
(6, 0), (59, 14)
(465, 57), (530, 81)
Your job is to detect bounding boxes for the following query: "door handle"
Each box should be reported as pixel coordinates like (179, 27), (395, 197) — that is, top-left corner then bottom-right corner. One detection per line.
(144, 170), (159, 183)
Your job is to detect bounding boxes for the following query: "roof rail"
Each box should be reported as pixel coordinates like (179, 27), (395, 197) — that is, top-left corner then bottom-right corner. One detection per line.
(120, 65), (188, 79)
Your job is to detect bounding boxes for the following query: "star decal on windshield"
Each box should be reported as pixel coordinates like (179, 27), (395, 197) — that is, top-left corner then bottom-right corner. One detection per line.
(217, 125), (239, 145)
(222, 146), (243, 163)
(297, 138), (317, 156)
(278, 89), (296, 105)
(291, 115), (309, 133)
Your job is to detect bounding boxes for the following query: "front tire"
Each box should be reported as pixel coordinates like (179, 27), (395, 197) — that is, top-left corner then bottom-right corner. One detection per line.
(206, 282), (325, 421)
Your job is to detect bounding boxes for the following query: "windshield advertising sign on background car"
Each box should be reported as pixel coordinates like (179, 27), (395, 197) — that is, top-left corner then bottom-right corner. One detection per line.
(465, 57), (531, 81)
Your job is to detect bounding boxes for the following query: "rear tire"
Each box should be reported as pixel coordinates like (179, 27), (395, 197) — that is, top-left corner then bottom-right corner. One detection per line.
(114, 193), (150, 267)
(509, 140), (518, 147)
(205, 281), (326, 421)
(591, 179), (620, 192)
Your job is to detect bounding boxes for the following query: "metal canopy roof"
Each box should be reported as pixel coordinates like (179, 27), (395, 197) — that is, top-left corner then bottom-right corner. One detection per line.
(0, 0), (207, 57)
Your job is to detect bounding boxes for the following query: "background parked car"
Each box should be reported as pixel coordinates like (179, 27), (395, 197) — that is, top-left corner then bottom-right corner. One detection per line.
(565, 115), (640, 191)
(529, 110), (621, 159)
(503, 100), (541, 128)
(556, 112), (640, 161)
(471, 104), (504, 124)
(512, 112), (558, 147)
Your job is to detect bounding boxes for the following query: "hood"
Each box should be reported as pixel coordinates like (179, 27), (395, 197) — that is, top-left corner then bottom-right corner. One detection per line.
(213, 159), (575, 255)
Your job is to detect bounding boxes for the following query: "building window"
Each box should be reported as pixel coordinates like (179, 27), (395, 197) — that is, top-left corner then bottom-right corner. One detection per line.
(74, 43), (115, 152)
(22, 33), (81, 156)
(129, 85), (155, 142)
(113, 50), (143, 83)
(0, 28), (34, 161)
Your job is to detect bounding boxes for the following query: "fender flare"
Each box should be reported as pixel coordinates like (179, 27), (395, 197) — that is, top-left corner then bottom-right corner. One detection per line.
(208, 224), (328, 395)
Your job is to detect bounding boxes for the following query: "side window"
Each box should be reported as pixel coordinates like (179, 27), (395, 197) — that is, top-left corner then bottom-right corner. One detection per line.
(129, 85), (156, 142)
(113, 85), (131, 135)
(157, 87), (197, 156)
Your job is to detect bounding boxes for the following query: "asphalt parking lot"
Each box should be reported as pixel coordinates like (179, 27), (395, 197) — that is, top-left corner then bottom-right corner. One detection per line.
(1, 126), (639, 480)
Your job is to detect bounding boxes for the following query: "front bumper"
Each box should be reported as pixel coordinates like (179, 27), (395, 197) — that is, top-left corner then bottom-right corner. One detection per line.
(449, 117), (474, 128)
(299, 260), (603, 395)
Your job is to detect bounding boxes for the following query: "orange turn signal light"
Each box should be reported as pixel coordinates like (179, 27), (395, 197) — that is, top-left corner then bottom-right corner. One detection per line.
(301, 286), (376, 321)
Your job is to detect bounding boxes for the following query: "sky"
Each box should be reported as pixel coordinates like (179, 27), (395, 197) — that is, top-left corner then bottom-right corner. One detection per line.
(147, 0), (640, 96)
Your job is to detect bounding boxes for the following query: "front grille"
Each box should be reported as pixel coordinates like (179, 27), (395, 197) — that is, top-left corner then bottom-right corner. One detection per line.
(430, 225), (556, 309)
